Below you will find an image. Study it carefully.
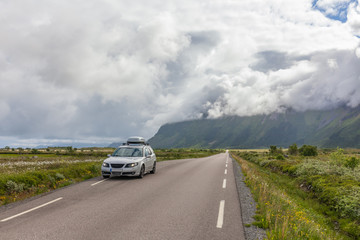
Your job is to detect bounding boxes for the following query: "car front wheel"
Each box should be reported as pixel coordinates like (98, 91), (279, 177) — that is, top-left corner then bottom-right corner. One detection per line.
(150, 162), (156, 174)
(138, 165), (145, 178)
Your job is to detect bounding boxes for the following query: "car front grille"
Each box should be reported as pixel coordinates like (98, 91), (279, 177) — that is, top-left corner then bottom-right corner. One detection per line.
(111, 163), (124, 168)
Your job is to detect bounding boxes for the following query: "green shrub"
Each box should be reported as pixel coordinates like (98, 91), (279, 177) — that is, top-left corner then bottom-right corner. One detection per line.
(299, 145), (318, 156)
(288, 143), (298, 155)
(295, 159), (330, 176)
(55, 173), (65, 180)
(345, 157), (360, 170)
(47, 175), (56, 187)
(335, 186), (360, 219)
(269, 145), (283, 156)
(31, 149), (39, 154)
(6, 180), (25, 194)
(340, 219), (360, 238)
(330, 148), (347, 166)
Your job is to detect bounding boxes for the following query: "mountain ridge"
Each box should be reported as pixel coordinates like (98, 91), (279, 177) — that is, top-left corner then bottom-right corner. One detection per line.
(147, 106), (360, 149)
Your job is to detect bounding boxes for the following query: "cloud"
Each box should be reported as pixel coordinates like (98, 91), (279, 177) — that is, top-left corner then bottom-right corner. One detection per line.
(347, 2), (360, 35)
(313, 0), (356, 21)
(0, 0), (359, 146)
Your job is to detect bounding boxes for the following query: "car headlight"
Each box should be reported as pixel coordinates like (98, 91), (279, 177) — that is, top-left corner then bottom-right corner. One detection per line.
(125, 162), (138, 168)
(102, 162), (110, 167)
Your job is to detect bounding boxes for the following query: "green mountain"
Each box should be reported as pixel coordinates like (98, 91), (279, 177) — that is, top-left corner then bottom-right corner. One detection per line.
(148, 106), (360, 149)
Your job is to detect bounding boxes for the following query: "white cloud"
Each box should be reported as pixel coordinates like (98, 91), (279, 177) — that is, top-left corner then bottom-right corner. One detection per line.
(347, 2), (360, 34)
(0, 0), (359, 147)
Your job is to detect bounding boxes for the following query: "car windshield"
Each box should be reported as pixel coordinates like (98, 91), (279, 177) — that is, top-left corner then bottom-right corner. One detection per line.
(112, 147), (143, 157)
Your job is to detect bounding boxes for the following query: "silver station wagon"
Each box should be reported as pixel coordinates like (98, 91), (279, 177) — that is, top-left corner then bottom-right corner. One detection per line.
(101, 137), (156, 179)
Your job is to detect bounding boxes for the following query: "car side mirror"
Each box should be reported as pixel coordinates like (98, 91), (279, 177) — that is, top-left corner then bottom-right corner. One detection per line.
(107, 154), (111, 157)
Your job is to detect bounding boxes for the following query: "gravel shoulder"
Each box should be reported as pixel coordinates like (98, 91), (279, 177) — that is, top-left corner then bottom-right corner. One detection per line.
(231, 155), (267, 240)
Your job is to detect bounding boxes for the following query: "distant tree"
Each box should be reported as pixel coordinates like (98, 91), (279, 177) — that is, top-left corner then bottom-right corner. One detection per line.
(66, 146), (74, 153)
(31, 149), (39, 154)
(269, 145), (278, 155)
(4, 146), (10, 150)
(288, 143), (298, 155)
(299, 145), (318, 156)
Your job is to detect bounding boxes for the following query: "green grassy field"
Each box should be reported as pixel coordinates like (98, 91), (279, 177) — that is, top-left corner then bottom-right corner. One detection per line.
(0, 148), (223, 205)
(231, 148), (360, 239)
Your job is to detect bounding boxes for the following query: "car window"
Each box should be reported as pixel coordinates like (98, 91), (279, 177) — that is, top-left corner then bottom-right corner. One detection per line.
(112, 148), (143, 157)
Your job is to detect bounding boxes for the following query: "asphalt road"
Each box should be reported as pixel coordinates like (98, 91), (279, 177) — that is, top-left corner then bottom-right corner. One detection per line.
(0, 152), (245, 240)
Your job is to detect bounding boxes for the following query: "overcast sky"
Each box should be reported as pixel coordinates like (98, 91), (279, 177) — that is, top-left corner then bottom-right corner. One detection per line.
(1, 0), (360, 147)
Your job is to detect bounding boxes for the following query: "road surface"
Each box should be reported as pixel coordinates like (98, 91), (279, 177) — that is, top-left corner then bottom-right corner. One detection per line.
(0, 153), (245, 240)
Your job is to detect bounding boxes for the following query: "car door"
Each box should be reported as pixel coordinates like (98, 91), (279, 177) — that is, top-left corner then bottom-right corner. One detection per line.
(144, 148), (152, 171)
(148, 147), (156, 170)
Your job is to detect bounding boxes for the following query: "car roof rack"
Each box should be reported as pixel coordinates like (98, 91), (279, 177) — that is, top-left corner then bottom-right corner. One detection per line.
(126, 136), (148, 146)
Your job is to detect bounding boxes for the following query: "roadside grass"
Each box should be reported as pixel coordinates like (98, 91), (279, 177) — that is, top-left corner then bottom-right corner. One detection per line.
(231, 150), (360, 239)
(0, 161), (102, 205)
(0, 148), (222, 206)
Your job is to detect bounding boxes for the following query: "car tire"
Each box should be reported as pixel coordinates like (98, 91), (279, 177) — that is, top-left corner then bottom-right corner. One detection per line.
(150, 162), (156, 174)
(102, 175), (110, 179)
(138, 165), (145, 178)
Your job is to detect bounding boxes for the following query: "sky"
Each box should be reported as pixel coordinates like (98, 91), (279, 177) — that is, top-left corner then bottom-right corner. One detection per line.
(0, 0), (360, 148)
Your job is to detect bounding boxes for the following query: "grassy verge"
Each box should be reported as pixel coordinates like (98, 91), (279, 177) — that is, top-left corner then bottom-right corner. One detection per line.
(0, 148), (222, 206)
(231, 152), (354, 240)
(0, 161), (101, 205)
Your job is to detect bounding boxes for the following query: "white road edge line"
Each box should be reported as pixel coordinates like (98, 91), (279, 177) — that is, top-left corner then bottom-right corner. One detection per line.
(224, 169), (227, 175)
(225, 164), (228, 168)
(222, 179), (227, 189)
(1, 197), (63, 222)
(91, 179), (107, 186)
(216, 200), (225, 228)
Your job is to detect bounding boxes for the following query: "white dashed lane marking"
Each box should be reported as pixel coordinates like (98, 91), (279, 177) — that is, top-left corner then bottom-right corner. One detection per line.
(91, 179), (107, 186)
(222, 179), (227, 189)
(216, 200), (225, 228)
(1, 197), (63, 222)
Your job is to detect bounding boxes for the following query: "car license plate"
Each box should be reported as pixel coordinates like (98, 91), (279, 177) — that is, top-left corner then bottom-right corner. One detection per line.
(112, 171), (122, 176)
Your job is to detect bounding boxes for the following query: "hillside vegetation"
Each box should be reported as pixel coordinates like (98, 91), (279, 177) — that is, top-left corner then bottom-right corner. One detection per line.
(231, 147), (360, 239)
(149, 106), (360, 149)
